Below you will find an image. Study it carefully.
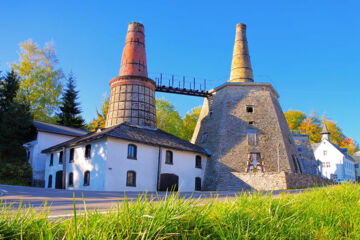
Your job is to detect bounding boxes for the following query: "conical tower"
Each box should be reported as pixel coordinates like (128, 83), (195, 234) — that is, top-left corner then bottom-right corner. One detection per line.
(191, 23), (302, 191)
(106, 22), (156, 128)
(321, 124), (330, 141)
(229, 24), (253, 82)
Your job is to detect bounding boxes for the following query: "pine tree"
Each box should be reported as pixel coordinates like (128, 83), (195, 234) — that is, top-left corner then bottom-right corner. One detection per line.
(0, 70), (35, 185)
(57, 72), (85, 128)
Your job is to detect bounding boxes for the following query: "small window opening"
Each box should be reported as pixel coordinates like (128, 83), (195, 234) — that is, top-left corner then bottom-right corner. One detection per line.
(323, 150), (327, 156)
(127, 144), (137, 159)
(50, 153), (54, 166)
(246, 106), (254, 113)
(126, 171), (136, 187)
(165, 150), (173, 164)
(247, 129), (257, 146)
(195, 177), (201, 191)
(69, 148), (75, 163)
(48, 175), (52, 188)
(84, 171), (90, 186)
(249, 121), (254, 125)
(195, 155), (202, 168)
(85, 145), (91, 159)
(68, 172), (74, 187)
(59, 151), (63, 164)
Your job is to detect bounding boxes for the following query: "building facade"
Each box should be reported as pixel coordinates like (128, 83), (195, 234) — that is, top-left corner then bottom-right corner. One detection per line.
(312, 125), (355, 182)
(293, 133), (320, 176)
(23, 121), (88, 187)
(43, 122), (208, 192)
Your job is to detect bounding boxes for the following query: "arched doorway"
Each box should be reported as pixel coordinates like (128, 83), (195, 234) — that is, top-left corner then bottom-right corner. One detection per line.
(55, 171), (63, 189)
(159, 173), (179, 191)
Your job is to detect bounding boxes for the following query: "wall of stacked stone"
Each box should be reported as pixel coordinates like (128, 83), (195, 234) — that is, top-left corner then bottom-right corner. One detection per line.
(232, 171), (333, 191)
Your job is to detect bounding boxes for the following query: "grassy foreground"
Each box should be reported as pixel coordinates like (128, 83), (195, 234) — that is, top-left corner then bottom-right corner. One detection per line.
(1, 184), (360, 239)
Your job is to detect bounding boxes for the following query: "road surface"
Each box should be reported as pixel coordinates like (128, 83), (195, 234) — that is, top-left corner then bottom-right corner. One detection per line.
(0, 184), (303, 217)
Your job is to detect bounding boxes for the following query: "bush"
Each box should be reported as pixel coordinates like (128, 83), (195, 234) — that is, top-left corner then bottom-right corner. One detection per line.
(0, 161), (32, 186)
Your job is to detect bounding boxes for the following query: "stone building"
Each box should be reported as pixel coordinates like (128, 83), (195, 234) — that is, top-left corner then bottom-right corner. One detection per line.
(192, 24), (325, 191)
(42, 22), (208, 192)
(292, 133), (319, 176)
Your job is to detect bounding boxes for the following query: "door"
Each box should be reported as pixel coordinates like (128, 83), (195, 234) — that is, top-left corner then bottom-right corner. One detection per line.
(55, 171), (63, 189)
(159, 173), (179, 191)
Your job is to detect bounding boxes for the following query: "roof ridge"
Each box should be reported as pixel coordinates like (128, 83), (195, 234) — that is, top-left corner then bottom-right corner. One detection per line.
(34, 120), (89, 133)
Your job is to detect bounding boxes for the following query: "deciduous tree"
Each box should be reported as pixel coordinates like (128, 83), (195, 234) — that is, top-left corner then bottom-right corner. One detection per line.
(11, 39), (64, 122)
(179, 106), (201, 141)
(156, 98), (183, 138)
(87, 96), (109, 131)
(284, 110), (306, 132)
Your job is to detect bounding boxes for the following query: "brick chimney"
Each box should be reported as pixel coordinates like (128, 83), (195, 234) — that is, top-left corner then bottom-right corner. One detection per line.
(105, 22), (156, 128)
(229, 23), (254, 82)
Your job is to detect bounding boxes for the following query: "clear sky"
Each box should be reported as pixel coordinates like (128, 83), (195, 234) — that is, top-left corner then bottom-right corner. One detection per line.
(1, 0), (359, 142)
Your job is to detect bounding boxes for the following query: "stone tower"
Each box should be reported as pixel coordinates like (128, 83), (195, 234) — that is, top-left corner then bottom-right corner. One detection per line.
(105, 22), (156, 128)
(191, 23), (302, 191)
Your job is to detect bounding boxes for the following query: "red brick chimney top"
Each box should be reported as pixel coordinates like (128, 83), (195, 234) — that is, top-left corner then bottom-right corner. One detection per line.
(119, 22), (148, 77)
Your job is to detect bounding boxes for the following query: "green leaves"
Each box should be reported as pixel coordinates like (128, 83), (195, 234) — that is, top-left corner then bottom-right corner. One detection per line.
(11, 39), (64, 122)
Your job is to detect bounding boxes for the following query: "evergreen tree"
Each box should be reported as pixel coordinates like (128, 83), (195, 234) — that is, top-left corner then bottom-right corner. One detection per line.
(0, 71), (35, 185)
(57, 72), (85, 128)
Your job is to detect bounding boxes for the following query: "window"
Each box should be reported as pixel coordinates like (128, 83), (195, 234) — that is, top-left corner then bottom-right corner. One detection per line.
(127, 144), (137, 159)
(85, 145), (91, 159)
(50, 153), (54, 166)
(48, 175), (52, 188)
(84, 171), (90, 186)
(165, 150), (173, 164)
(59, 151), (63, 164)
(195, 155), (202, 168)
(126, 171), (136, 187)
(195, 177), (201, 191)
(326, 162), (330, 168)
(27, 151), (30, 160)
(323, 150), (327, 156)
(69, 148), (75, 163)
(201, 133), (208, 143)
(68, 172), (74, 187)
(249, 121), (254, 125)
(247, 129), (257, 146)
(246, 105), (254, 113)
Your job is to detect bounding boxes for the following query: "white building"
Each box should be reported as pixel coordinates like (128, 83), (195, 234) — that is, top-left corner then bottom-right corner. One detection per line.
(312, 124), (355, 182)
(352, 151), (360, 182)
(23, 121), (89, 186)
(42, 122), (208, 192)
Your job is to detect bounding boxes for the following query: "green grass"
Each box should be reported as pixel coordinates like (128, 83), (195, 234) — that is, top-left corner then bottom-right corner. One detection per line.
(1, 183), (360, 239)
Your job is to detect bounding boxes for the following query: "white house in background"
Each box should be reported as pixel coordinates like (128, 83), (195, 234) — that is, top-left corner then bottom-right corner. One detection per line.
(352, 151), (360, 182)
(23, 121), (89, 187)
(42, 122), (209, 192)
(312, 124), (355, 182)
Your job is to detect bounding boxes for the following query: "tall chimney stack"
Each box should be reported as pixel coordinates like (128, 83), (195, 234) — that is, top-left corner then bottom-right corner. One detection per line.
(229, 23), (254, 82)
(105, 22), (157, 128)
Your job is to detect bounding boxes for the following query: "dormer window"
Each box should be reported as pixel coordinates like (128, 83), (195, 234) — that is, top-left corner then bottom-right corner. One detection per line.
(127, 144), (137, 159)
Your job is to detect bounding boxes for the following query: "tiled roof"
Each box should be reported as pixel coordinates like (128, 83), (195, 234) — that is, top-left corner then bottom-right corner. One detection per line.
(42, 122), (209, 155)
(34, 121), (89, 137)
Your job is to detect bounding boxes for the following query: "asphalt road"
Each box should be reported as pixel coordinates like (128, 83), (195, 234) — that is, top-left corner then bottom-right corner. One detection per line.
(0, 184), (303, 217)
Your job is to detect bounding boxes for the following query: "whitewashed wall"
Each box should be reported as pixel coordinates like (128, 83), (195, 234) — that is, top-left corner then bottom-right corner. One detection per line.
(29, 132), (75, 184)
(160, 148), (207, 192)
(106, 138), (158, 191)
(314, 140), (355, 182)
(45, 137), (208, 192)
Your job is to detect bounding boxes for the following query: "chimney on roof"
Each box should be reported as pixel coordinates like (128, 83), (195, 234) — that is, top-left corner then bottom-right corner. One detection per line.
(229, 23), (254, 82)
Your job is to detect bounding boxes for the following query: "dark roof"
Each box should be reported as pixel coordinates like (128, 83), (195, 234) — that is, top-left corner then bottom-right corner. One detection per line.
(42, 122), (209, 155)
(34, 120), (89, 137)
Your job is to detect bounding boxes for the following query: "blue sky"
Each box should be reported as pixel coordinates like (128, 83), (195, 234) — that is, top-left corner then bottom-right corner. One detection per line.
(1, 1), (359, 142)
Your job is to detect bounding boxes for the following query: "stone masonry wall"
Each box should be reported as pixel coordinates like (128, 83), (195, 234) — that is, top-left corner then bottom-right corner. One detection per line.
(232, 171), (333, 191)
(192, 83), (302, 191)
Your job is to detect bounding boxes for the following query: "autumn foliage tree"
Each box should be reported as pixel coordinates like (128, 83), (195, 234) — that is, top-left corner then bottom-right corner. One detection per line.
(87, 96), (109, 131)
(284, 109), (359, 155)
